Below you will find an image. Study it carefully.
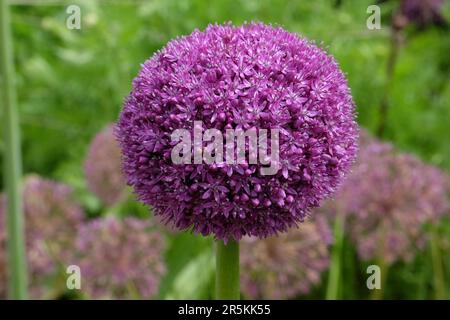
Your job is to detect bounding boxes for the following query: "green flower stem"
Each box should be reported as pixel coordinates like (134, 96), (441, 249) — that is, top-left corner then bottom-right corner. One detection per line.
(371, 227), (388, 300)
(430, 228), (446, 299)
(326, 214), (344, 300)
(370, 257), (388, 300)
(377, 26), (401, 138)
(0, 0), (28, 299)
(215, 240), (240, 299)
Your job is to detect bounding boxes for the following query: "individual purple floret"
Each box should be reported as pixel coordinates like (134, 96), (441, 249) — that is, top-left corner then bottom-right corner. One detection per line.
(324, 132), (450, 264)
(0, 175), (84, 298)
(75, 216), (166, 299)
(116, 22), (358, 241)
(241, 217), (331, 299)
(85, 124), (127, 207)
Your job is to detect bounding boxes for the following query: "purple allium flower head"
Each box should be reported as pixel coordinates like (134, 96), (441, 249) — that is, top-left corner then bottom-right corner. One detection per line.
(0, 175), (84, 298)
(116, 23), (358, 241)
(399, 0), (448, 29)
(75, 216), (166, 299)
(85, 124), (127, 207)
(241, 217), (331, 299)
(325, 132), (450, 264)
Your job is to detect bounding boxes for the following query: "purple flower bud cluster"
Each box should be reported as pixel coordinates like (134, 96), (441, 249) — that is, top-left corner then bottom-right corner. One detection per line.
(0, 175), (84, 298)
(75, 216), (166, 299)
(116, 22), (358, 241)
(241, 217), (331, 299)
(85, 124), (127, 207)
(328, 133), (450, 264)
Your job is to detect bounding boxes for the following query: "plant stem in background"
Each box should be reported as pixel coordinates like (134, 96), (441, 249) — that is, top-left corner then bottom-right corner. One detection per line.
(326, 214), (344, 300)
(377, 27), (402, 138)
(216, 240), (240, 299)
(370, 225), (388, 300)
(430, 227), (446, 299)
(0, 0), (28, 299)
(370, 257), (388, 300)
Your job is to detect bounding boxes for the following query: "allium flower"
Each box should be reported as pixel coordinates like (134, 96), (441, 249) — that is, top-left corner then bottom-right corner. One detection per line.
(399, 0), (448, 29)
(0, 175), (84, 298)
(85, 124), (127, 206)
(241, 217), (331, 299)
(75, 216), (165, 299)
(378, 0), (448, 30)
(325, 133), (450, 264)
(117, 23), (358, 241)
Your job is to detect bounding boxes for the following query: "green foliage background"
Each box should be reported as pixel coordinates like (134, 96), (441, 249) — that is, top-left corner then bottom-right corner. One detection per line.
(1, 0), (449, 299)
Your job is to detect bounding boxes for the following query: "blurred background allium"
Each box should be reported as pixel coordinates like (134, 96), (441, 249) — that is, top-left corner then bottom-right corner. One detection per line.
(398, 0), (448, 29)
(84, 124), (126, 207)
(378, 0), (448, 30)
(328, 134), (450, 264)
(75, 216), (166, 299)
(241, 217), (332, 299)
(116, 22), (358, 242)
(0, 175), (84, 298)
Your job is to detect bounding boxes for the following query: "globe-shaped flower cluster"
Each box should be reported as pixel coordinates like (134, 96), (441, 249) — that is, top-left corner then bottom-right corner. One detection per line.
(85, 124), (127, 207)
(326, 133), (450, 264)
(75, 216), (166, 299)
(241, 217), (331, 299)
(117, 23), (358, 241)
(0, 175), (84, 298)
(399, 0), (447, 29)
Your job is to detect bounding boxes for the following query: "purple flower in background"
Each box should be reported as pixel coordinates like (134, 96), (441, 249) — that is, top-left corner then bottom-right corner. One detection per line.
(75, 216), (166, 299)
(241, 217), (331, 299)
(0, 175), (84, 298)
(399, 0), (448, 29)
(85, 124), (127, 207)
(116, 23), (358, 241)
(380, 0), (449, 30)
(323, 132), (450, 264)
